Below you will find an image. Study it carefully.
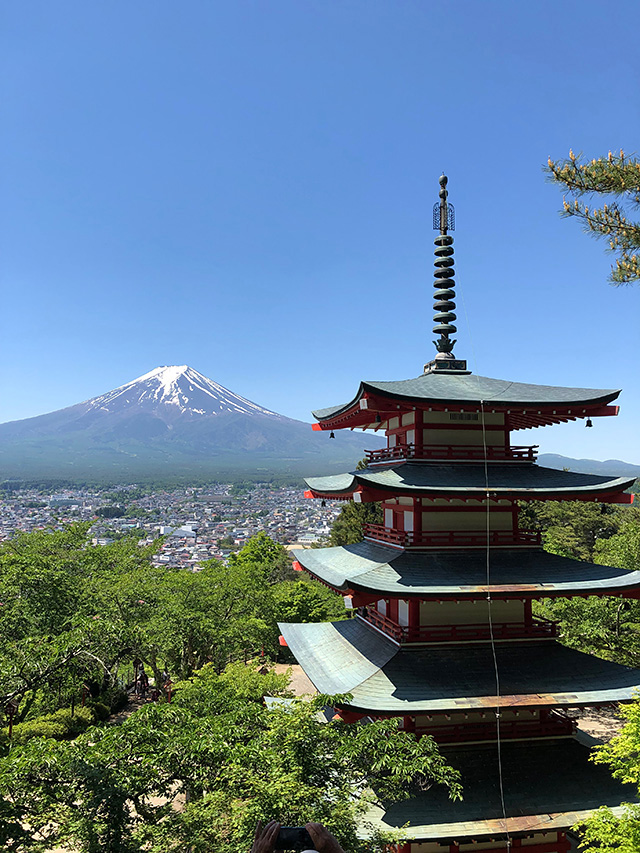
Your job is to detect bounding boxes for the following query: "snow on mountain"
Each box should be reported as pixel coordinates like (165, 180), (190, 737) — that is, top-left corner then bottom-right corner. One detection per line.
(0, 364), (382, 480)
(84, 365), (282, 419)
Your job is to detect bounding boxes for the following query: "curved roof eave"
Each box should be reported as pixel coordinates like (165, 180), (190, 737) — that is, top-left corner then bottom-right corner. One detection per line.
(292, 544), (640, 598)
(279, 619), (640, 714)
(312, 374), (621, 422)
(304, 465), (635, 498)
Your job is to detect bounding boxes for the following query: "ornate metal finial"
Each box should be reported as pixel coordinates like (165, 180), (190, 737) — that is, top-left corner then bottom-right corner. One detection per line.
(424, 175), (468, 374)
(433, 173), (455, 234)
(432, 174), (457, 356)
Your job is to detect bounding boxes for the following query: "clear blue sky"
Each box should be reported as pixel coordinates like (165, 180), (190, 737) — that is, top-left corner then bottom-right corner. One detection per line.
(2, 0), (639, 463)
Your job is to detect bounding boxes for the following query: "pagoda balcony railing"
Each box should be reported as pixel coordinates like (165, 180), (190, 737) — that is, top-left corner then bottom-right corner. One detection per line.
(363, 524), (542, 549)
(414, 714), (575, 744)
(365, 443), (417, 463)
(365, 443), (538, 464)
(358, 609), (558, 643)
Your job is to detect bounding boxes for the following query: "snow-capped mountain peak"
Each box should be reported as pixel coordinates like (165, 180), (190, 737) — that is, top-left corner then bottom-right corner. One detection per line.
(85, 365), (281, 419)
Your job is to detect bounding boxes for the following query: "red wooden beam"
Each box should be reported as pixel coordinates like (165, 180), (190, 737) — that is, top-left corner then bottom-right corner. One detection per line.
(589, 405), (620, 418)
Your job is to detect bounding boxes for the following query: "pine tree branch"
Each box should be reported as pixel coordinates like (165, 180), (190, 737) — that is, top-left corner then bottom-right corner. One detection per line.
(546, 150), (640, 285)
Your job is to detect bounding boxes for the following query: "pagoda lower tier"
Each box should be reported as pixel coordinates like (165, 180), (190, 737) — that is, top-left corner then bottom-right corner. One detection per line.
(362, 735), (634, 847)
(292, 542), (640, 599)
(279, 618), (640, 714)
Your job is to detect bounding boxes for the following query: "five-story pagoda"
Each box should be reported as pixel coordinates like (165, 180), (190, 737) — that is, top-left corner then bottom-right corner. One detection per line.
(279, 176), (640, 853)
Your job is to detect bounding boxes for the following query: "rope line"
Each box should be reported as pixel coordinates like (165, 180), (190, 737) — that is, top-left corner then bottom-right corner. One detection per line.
(459, 285), (512, 849)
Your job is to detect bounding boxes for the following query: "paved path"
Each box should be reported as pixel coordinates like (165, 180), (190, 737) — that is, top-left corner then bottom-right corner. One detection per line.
(273, 663), (317, 697)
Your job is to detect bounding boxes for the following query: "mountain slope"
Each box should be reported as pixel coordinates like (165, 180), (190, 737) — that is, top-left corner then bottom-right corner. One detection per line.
(537, 453), (640, 479)
(0, 366), (382, 481)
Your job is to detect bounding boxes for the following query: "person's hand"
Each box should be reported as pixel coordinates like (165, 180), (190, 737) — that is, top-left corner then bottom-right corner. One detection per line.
(305, 823), (345, 853)
(251, 820), (281, 853)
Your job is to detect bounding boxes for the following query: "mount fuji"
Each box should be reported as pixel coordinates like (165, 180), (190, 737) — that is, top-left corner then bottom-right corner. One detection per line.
(0, 366), (381, 481)
(77, 365), (283, 422)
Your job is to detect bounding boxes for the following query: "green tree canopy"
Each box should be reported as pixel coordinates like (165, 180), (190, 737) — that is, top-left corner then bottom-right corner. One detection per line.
(329, 501), (383, 547)
(0, 525), (155, 715)
(519, 500), (623, 561)
(577, 698), (640, 853)
(532, 504), (640, 667)
(0, 526), (305, 720)
(546, 150), (640, 284)
(0, 663), (461, 853)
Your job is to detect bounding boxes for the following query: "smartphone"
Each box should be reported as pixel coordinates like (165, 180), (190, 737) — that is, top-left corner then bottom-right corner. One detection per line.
(275, 826), (315, 850)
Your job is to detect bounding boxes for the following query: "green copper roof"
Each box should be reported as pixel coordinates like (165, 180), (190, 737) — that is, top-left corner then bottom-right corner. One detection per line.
(278, 618), (640, 713)
(304, 463), (635, 497)
(313, 373), (620, 420)
(292, 542), (640, 598)
(363, 736), (635, 841)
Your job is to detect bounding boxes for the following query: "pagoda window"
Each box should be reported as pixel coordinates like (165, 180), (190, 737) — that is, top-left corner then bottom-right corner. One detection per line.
(403, 510), (414, 532)
(398, 599), (409, 627)
(384, 508), (394, 528)
(388, 433), (397, 447)
(377, 599), (387, 616)
(422, 427), (505, 447)
(418, 599), (525, 627)
(420, 411), (508, 449)
(422, 411), (506, 426)
(421, 509), (513, 532)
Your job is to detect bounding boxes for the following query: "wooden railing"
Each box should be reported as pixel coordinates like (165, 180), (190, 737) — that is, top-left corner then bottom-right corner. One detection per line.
(359, 608), (404, 642)
(362, 524), (407, 547)
(401, 619), (557, 642)
(358, 609), (557, 643)
(365, 443), (416, 463)
(365, 444), (538, 464)
(363, 524), (542, 549)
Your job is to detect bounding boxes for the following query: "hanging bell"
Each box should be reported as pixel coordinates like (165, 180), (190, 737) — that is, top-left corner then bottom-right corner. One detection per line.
(585, 418), (593, 428)
(321, 499), (326, 507)
(329, 431), (335, 439)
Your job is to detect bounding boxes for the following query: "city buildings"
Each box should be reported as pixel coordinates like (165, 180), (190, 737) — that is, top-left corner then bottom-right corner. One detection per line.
(0, 483), (340, 565)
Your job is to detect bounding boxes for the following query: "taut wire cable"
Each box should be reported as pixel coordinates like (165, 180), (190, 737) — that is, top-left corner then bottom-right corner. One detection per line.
(459, 285), (512, 850)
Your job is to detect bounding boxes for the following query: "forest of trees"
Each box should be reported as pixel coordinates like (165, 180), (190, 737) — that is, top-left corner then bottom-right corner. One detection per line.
(0, 523), (460, 852)
(2, 492), (640, 851)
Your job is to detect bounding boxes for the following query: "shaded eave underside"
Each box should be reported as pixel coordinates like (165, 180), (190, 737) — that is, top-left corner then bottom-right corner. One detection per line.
(304, 463), (635, 500)
(362, 737), (635, 842)
(278, 619), (640, 713)
(292, 542), (640, 598)
(312, 374), (621, 429)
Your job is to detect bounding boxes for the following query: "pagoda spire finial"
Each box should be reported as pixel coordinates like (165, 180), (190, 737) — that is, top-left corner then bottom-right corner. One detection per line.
(424, 174), (468, 374)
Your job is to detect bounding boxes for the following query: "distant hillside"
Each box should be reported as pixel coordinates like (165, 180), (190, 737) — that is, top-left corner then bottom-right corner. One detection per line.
(0, 366), (383, 483)
(538, 453), (640, 479)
